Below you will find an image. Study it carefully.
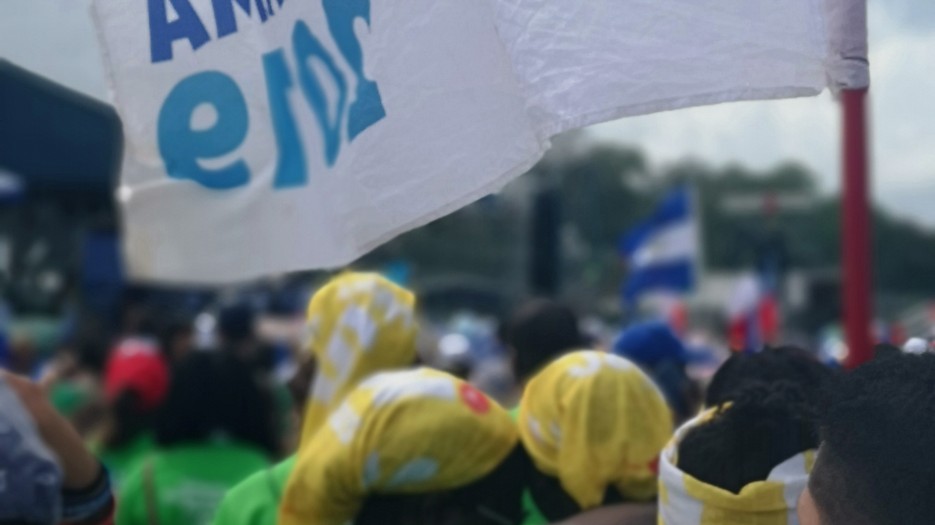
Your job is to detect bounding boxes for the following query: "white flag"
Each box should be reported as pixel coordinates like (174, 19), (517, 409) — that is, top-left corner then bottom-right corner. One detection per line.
(91, 0), (866, 283)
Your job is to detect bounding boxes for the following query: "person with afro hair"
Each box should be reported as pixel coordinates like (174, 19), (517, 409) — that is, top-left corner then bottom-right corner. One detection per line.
(799, 353), (935, 525)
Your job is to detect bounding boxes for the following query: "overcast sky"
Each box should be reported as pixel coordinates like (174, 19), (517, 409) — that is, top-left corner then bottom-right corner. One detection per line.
(3, 1), (934, 224)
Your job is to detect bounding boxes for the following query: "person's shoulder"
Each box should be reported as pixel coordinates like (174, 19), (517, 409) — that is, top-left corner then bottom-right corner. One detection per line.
(205, 443), (273, 485)
(270, 455), (298, 479)
(212, 457), (294, 525)
(225, 466), (271, 499)
(213, 471), (269, 524)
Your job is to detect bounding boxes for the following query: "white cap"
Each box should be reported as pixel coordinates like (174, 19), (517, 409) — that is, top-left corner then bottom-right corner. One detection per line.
(903, 338), (928, 355)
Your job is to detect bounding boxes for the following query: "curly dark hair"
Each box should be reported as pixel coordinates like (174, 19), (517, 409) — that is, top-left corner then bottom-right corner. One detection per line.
(705, 345), (834, 407)
(810, 354), (935, 525)
(679, 381), (819, 494)
(872, 343), (901, 362)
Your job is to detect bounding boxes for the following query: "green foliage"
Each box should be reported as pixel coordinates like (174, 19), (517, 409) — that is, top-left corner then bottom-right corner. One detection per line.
(361, 196), (525, 281)
(552, 145), (653, 249)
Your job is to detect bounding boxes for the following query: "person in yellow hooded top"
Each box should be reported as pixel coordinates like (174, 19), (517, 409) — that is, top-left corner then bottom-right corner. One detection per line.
(659, 381), (818, 525)
(280, 367), (529, 525)
(212, 272), (419, 525)
(517, 350), (674, 524)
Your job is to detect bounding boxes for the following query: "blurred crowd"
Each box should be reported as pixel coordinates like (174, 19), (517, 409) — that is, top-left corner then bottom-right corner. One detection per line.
(2, 271), (935, 525)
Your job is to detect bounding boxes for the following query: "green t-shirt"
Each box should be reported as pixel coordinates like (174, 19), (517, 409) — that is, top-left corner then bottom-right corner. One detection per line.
(99, 433), (156, 490)
(211, 455), (297, 525)
(116, 442), (269, 525)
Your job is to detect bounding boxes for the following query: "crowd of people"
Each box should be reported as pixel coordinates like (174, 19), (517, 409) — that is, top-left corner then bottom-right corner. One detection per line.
(2, 271), (934, 525)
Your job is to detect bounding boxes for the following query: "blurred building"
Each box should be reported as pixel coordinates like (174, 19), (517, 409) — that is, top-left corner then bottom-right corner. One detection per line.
(0, 60), (122, 318)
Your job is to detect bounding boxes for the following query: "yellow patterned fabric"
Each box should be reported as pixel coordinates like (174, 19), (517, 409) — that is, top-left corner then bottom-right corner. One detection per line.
(518, 351), (673, 510)
(658, 408), (815, 525)
(299, 272), (418, 444)
(280, 368), (519, 525)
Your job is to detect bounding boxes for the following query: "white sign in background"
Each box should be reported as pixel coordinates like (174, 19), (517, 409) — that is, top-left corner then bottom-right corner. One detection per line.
(91, 0), (863, 283)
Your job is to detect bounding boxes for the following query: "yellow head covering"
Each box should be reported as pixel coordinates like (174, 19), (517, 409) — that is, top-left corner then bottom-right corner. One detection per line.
(300, 272), (418, 444)
(658, 408), (815, 525)
(518, 350), (673, 510)
(280, 367), (519, 525)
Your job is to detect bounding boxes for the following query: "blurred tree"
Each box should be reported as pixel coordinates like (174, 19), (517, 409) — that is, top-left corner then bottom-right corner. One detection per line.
(362, 194), (525, 288)
(553, 145), (652, 249)
(361, 139), (935, 307)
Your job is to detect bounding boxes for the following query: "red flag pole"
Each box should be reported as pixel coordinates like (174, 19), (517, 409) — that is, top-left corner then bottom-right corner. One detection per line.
(842, 88), (872, 368)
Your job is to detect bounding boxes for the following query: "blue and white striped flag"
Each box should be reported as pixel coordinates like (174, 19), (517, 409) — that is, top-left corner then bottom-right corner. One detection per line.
(620, 187), (699, 303)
